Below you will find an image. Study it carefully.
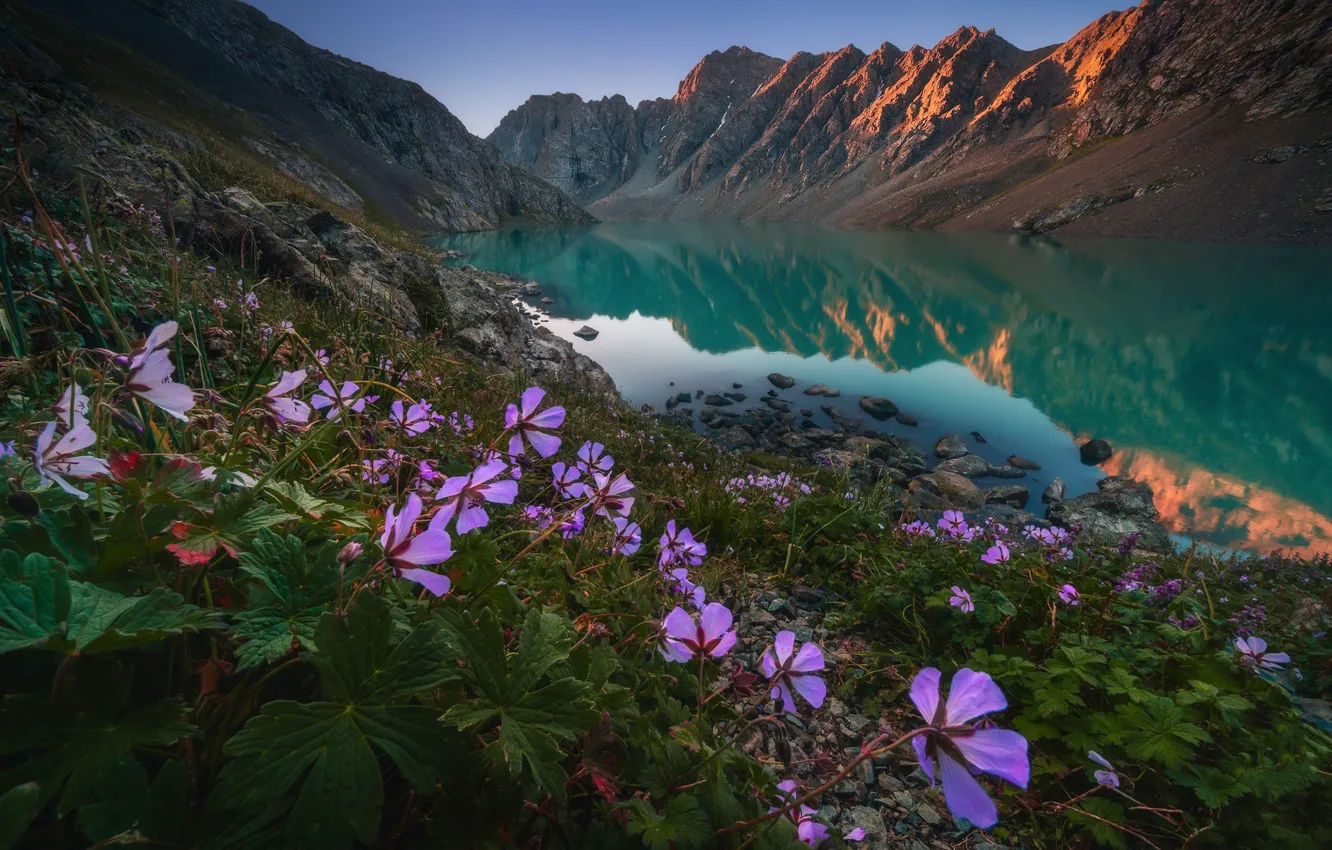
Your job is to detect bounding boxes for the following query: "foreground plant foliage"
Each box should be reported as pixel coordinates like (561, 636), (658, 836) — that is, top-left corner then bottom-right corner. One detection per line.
(0, 174), (1329, 850)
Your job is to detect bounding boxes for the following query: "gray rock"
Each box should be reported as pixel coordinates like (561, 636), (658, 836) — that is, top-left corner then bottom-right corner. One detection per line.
(821, 405), (863, 433)
(895, 412), (919, 427)
(934, 434), (968, 460)
(1042, 477), (1065, 504)
(521, 281), (541, 295)
(676, 392), (692, 403)
(1250, 145), (1305, 163)
(935, 454), (990, 478)
(732, 382), (743, 389)
(703, 393), (732, 406)
(803, 383), (832, 395)
(915, 802), (943, 826)
(761, 396), (791, 412)
(1008, 455), (1041, 470)
(984, 485), (1030, 509)
(987, 464), (1028, 479)
(909, 471), (984, 510)
(768, 372), (797, 389)
(711, 425), (757, 452)
(844, 806), (890, 849)
(823, 387), (841, 397)
(540, 296), (553, 304)
(859, 396), (898, 420)
(1080, 438), (1114, 466)
(1047, 476), (1170, 551)
(799, 407), (814, 417)
(724, 392), (746, 402)
(572, 325), (599, 340)
(970, 431), (987, 444)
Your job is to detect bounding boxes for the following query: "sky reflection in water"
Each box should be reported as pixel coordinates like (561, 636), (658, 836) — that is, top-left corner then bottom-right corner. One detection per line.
(436, 223), (1332, 556)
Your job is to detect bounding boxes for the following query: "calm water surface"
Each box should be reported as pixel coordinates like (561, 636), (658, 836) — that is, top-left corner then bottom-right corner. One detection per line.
(435, 223), (1332, 556)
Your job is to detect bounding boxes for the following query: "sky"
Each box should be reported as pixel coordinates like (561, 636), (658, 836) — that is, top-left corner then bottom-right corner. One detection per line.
(246, 0), (1124, 137)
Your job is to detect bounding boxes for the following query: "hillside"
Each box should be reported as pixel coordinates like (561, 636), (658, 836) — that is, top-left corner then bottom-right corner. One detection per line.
(5, 0), (591, 232)
(488, 0), (1332, 242)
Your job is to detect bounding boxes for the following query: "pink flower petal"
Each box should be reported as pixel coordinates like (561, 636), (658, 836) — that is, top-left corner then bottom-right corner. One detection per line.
(772, 631), (795, 666)
(938, 749), (998, 828)
(910, 668), (942, 723)
(760, 650), (777, 678)
(397, 529), (454, 566)
(912, 735), (934, 783)
(504, 404), (520, 430)
(529, 406), (566, 428)
(773, 681), (796, 714)
(663, 607), (696, 643)
(1245, 636), (1268, 655)
(399, 568), (451, 597)
(136, 381), (196, 420)
(944, 668), (1007, 726)
(527, 429), (562, 459)
(479, 479), (518, 505)
(455, 503), (490, 535)
(952, 727), (1029, 788)
(790, 642), (824, 673)
(699, 602), (733, 641)
(709, 629), (736, 657)
(396, 493), (424, 538)
(791, 673), (826, 708)
(520, 386), (545, 417)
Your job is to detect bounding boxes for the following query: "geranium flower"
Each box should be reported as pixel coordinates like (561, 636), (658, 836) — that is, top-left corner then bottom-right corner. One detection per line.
(949, 586), (974, 613)
(379, 492), (453, 596)
(53, 383), (90, 429)
(434, 459), (518, 534)
(1234, 635), (1290, 670)
(770, 781), (865, 846)
(938, 510), (968, 537)
(362, 458), (391, 485)
(34, 420), (110, 499)
(125, 345), (195, 421)
(588, 472), (635, 519)
(610, 517), (641, 556)
(909, 668), (1029, 829)
(390, 400), (432, 435)
(659, 520), (705, 568)
(1088, 751), (1120, 787)
(127, 321), (177, 370)
(981, 542), (1010, 565)
(575, 440), (614, 474)
(668, 567), (704, 608)
(311, 380), (365, 421)
(659, 603), (736, 662)
(551, 462), (587, 499)
(760, 630), (826, 713)
(504, 386), (565, 458)
(264, 369), (310, 423)
(1058, 584), (1080, 605)
(558, 508), (586, 539)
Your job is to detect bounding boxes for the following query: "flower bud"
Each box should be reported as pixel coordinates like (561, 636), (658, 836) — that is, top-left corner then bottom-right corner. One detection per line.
(110, 407), (144, 433)
(7, 488), (40, 519)
(337, 541), (363, 566)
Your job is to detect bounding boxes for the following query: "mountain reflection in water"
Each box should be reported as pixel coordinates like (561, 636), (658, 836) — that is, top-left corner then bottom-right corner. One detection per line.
(435, 223), (1332, 555)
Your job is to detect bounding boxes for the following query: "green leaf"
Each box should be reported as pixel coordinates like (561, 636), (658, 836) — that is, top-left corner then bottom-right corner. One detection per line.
(264, 482), (372, 531)
(440, 607), (597, 802)
(36, 508), (96, 575)
(0, 552), (70, 654)
(59, 584), (224, 654)
(1065, 797), (1128, 849)
(623, 795), (712, 850)
(1117, 696), (1211, 768)
(203, 593), (459, 850)
(0, 782), (42, 850)
(75, 758), (188, 844)
(231, 531), (347, 669)
(167, 492), (295, 565)
(0, 696), (194, 815)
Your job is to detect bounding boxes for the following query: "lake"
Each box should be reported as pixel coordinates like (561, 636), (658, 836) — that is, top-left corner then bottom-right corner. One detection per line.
(434, 222), (1332, 556)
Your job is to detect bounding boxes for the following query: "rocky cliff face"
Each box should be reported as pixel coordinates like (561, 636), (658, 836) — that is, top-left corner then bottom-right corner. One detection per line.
(489, 0), (1331, 240)
(19, 0), (591, 232)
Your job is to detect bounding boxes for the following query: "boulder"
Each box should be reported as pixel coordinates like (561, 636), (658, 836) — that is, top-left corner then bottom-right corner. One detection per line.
(822, 387), (841, 397)
(1007, 455), (1041, 470)
(858, 396), (898, 420)
(1042, 477), (1065, 504)
(540, 296), (554, 304)
(711, 425), (757, 452)
(1046, 476), (1170, 551)
(767, 373), (797, 389)
(911, 471), (984, 510)
(698, 407), (718, 424)
(572, 325), (599, 340)
(703, 394), (732, 407)
(521, 281), (541, 295)
(799, 408), (814, 417)
(987, 464), (1028, 479)
(724, 392), (746, 402)
(732, 382), (743, 389)
(970, 431), (987, 444)
(984, 485), (1030, 509)
(803, 383), (832, 396)
(761, 396), (790, 412)
(1080, 438), (1114, 466)
(894, 412), (918, 427)
(934, 433), (968, 460)
(935, 455), (990, 478)
(676, 392), (692, 403)
(821, 406), (863, 433)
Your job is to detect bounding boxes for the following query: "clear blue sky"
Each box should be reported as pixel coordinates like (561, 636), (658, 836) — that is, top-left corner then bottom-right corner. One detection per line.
(246, 0), (1124, 137)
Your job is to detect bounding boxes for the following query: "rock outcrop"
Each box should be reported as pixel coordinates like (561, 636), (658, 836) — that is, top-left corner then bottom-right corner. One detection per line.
(1047, 477), (1171, 551)
(490, 0), (1332, 240)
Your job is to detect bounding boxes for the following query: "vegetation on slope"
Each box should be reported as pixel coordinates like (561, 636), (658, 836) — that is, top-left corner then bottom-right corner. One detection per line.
(0, 133), (1329, 850)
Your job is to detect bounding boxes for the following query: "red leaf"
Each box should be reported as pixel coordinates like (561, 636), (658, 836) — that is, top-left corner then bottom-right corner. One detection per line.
(108, 450), (145, 482)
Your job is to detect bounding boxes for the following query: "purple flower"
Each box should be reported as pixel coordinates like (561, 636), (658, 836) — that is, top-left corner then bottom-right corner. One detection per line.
(551, 462), (587, 499)
(504, 386), (565, 458)
(1058, 584), (1079, 606)
(124, 323), (195, 420)
(939, 510), (968, 537)
(659, 603), (736, 662)
(909, 668), (1029, 829)
(379, 493), (454, 596)
(557, 508), (586, 539)
(981, 542), (1010, 565)
(434, 460), (519, 534)
(313, 348), (330, 366)
(34, 420), (110, 500)
(390, 400), (432, 435)
(949, 586), (974, 614)
(659, 520), (706, 568)
(523, 505), (554, 530)
(668, 567), (704, 608)
(588, 472), (635, 519)
(53, 383), (90, 429)
(575, 440), (614, 474)
(610, 517), (641, 556)
(770, 781), (863, 846)
(310, 380), (365, 421)
(901, 520), (936, 539)
(264, 369), (311, 423)
(1234, 636), (1290, 670)
(362, 458), (391, 485)
(760, 630), (826, 713)
(1088, 751), (1120, 788)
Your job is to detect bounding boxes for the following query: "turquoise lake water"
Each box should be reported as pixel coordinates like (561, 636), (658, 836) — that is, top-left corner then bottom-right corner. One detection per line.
(434, 222), (1332, 556)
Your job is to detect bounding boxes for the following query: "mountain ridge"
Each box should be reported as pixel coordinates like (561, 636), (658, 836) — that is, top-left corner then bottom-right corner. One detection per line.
(487, 0), (1332, 243)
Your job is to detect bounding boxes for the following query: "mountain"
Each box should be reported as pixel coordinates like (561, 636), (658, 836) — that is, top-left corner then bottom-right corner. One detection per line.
(488, 0), (1332, 243)
(7, 0), (590, 232)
